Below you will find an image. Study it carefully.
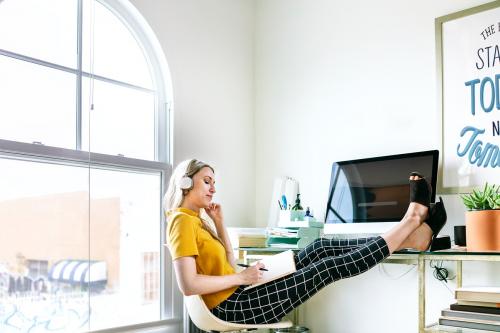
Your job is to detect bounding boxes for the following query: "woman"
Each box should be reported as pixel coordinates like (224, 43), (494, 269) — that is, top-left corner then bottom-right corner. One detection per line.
(164, 159), (447, 324)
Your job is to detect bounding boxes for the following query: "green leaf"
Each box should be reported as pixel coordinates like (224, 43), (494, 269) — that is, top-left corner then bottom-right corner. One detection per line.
(461, 184), (500, 210)
(462, 200), (474, 207)
(461, 195), (471, 201)
(494, 197), (500, 209)
(485, 183), (492, 198)
(472, 189), (483, 201)
(487, 197), (494, 210)
(461, 196), (476, 210)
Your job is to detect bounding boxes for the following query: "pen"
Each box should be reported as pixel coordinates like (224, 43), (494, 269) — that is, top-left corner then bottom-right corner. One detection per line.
(281, 195), (287, 210)
(237, 263), (268, 271)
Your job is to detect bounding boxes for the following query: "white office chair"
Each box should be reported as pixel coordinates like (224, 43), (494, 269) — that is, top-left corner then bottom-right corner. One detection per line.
(184, 295), (293, 332)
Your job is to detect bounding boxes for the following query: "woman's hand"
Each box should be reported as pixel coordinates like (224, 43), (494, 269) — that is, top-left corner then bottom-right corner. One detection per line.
(205, 202), (224, 226)
(237, 262), (265, 285)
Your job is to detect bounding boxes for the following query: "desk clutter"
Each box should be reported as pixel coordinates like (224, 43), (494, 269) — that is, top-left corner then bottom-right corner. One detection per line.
(439, 287), (500, 331)
(234, 219), (324, 250)
(236, 228), (268, 248)
(268, 188), (323, 248)
(233, 183), (324, 249)
(267, 220), (323, 249)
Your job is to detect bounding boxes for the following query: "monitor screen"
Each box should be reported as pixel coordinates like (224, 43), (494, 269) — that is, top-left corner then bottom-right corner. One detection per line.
(325, 150), (439, 224)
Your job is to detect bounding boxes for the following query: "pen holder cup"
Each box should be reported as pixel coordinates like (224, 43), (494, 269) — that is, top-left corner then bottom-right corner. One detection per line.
(280, 210), (305, 222)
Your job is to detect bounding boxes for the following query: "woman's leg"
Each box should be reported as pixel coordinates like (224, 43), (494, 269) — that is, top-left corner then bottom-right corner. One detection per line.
(294, 173), (433, 268)
(213, 200), (430, 324)
(294, 237), (377, 269)
(295, 219), (433, 270)
(382, 202), (428, 252)
(212, 236), (389, 324)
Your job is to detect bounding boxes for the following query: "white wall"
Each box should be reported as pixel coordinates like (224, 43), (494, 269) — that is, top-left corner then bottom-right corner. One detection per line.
(130, 0), (256, 227)
(123, 1), (500, 332)
(254, 0), (491, 226)
(254, 0), (497, 332)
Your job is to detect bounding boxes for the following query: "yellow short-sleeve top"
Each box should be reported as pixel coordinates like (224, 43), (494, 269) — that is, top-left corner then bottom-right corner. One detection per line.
(166, 207), (237, 309)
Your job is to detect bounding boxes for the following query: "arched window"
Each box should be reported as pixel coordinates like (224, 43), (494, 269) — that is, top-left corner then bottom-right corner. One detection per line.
(0, 1), (176, 332)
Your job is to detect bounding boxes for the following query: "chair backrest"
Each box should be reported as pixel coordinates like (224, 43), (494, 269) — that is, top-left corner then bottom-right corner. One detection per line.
(184, 294), (235, 332)
(184, 294), (294, 332)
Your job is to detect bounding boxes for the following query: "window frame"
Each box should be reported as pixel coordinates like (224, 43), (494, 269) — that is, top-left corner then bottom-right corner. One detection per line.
(0, 139), (181, 331)
(0, 0), (171, 161)
(26, 259), (49, 280)
(0, 0), (180, 331)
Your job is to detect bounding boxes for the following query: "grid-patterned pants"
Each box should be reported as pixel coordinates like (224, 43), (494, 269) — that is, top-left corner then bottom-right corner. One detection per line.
(211, 236), (389, 324)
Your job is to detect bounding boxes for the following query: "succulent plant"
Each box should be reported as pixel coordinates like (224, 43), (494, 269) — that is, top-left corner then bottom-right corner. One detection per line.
(461, 183), (500, 211)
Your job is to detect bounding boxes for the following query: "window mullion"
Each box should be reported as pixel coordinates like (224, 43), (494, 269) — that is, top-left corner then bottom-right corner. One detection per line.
(0, 139), (169, 173)
(157, 101), (170, 164)
(76, 0), (83, 151)
(0, 49), (78, 74)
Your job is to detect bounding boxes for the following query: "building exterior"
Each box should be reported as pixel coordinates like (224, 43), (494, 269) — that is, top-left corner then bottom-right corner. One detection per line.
(0, 191), (120, 290)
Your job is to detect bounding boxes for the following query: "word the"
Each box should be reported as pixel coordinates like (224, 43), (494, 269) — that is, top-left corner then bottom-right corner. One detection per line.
(480, 24), (496, 40)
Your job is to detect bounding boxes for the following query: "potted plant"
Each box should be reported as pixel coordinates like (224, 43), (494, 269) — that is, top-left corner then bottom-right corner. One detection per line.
(461, 183), (500, 251)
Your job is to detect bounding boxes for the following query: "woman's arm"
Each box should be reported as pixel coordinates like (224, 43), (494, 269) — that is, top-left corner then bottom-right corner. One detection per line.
(174, 256), (263, 296)
(205, 203), (237, 268)
(214, 220), (237, 268)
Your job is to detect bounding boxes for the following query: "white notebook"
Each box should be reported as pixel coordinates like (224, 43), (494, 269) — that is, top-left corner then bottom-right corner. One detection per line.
(243, 250), (297, 290)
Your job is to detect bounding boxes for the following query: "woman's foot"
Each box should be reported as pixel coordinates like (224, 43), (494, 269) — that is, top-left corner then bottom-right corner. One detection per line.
(396, 173), (433, 251)
(405, 202), (428, 222)
(399, 197), (448, 251)
(398, 223), (433, 251)
(425, 197), (448, 239)
(381, 173), (435, 253)
(405, 173), (431, 222)
(409, 172), (431, 209)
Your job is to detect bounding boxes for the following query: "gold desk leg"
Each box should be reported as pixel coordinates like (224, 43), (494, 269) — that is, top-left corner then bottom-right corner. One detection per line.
(243, 250), (249, 265)
(293, 306), (299, 326)
(456, 260), (462, 288)
(418, 256), (425, 333)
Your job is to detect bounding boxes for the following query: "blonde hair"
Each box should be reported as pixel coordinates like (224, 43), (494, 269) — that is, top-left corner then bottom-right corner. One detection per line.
(164, 159), (224, 247)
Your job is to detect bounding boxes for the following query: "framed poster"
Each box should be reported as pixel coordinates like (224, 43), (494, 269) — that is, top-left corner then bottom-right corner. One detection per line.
(436, 1), (500, 194)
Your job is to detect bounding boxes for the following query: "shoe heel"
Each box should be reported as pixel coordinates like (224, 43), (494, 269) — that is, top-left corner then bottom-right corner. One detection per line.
(424, 197), (448, 251)
(426, 196), (448, 237)
(429, 235), (452, 251)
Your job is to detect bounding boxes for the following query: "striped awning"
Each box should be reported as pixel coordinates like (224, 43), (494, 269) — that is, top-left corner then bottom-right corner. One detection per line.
(49, 260), (107, 284)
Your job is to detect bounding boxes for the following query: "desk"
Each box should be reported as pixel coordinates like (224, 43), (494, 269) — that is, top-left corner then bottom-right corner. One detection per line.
(238, 247), (500, 333)
(238, 247), (297, 264)
(417, 250), (500, 333)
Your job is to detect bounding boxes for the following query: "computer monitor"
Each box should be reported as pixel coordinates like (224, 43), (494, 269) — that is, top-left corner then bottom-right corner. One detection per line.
(323, 150), (439, 235)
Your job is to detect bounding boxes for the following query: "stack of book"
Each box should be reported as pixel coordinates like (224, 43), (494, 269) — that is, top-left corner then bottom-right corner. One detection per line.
(439, 286), (500, 331)
(267, 220), (324, 249)
(236, 228), (268, 248)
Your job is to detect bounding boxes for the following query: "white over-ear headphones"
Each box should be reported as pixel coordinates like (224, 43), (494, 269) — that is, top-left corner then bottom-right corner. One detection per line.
(179, 176), (193, 190)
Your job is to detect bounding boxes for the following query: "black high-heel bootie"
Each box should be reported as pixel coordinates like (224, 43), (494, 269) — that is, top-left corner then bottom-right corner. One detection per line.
(426, 197), (448, 251)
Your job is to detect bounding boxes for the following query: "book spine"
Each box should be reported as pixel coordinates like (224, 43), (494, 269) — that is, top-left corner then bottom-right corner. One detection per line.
(450, 303), (500, 315)
(457, 300), (500, 308)
(456, 291), (500, 303)
(267, 237), (299, 246)
(442, 309), (500, 322)
(439, 318), (500, 332)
